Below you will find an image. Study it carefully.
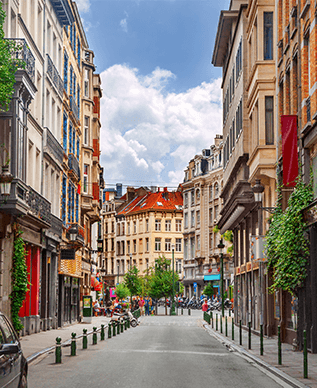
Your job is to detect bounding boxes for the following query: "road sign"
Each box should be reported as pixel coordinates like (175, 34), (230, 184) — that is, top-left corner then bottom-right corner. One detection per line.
(193, 282), (197, 291)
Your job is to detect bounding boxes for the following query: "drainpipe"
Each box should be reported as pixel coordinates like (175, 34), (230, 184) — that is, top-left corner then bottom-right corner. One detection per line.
(40, 0), (46, 196)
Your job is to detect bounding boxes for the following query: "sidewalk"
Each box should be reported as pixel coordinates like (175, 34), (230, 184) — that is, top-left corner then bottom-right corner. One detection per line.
(20, 316), (110, 362)
(203, 314), (317, 388)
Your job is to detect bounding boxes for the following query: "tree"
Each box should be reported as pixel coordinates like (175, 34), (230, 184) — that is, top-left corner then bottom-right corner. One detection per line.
(115, 283), (130, 301)
(123, 266), (142, 298)
(0, 3), (24, 111)
(202, 283), (214, 298)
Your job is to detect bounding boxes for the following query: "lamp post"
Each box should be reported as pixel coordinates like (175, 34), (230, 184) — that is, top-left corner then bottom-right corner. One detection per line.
(117, 264), (119, 285)
(171, 244), (176, 315)
(129, 253), (132, 270)
(218, 238), (225, 317)
(0, 165), (13, 197)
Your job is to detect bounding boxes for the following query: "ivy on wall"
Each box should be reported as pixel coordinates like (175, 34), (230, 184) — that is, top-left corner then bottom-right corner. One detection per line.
(266, 175), (313, 295)
(10, 227), (28, 333)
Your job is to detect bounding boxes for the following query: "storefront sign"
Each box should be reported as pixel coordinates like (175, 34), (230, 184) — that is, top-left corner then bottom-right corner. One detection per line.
(204, 274), (221, 281)
(61, 249), (75, 260)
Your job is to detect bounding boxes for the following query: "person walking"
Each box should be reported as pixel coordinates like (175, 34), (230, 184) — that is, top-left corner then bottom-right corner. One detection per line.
(202, 299), (208, 312)
(139, 296), (145, 315)
(144, 296), (150, 316)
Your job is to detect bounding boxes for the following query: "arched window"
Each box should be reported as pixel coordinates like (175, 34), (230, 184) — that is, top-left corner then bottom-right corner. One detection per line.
(215, 183), (219, 198)
(209, 185), (213, 201)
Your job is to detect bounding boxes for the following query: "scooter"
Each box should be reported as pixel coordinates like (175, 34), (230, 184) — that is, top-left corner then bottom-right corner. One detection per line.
(110, 310), (139, 328)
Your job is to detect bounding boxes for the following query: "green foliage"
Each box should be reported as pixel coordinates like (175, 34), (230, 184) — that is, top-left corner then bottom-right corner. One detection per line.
(266, 176), (314, 295)
(115, 283), (130, 300)
(223, 230), (233, 243)
(123, 266), (142, 297)
(227, 245), (234, 255)
(202, 283), (214, 298)
(0, 3), (25, 111)
(10, 229), (28, 333)
(213, 225), (219, 234)
(148, 256), (179, 300)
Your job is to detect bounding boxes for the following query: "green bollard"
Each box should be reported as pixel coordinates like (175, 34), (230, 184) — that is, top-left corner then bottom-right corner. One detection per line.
(121, 320), (124, 333)
(125, 319), (127, 330)
(220, 314), (223, 334)
(113, 322), (116, 337)
(260, 324), (263, 355)
(226, 316), (228, 337)
(93, 327), (97, 345)
(216, 314), (218, 331)
(83, 328), (88, 349)
(188, 308), (191, 316)
(71, 333), (76, 356)
(304, 330), (308, 378)
(128, 318), (130, 329)
(278, 325), (282, 365)
(229, 308), (231, 317)
(239, 320), (242, 345)
(248, 321), (251, 350)
(55, 337), (62, 364)
(117, 321), (120, 335)
(181, 308), (183, 315)
(108, 324), (112, 339)
(101, 324), (105, 341)
(211, 311), (214, 329)
(232, 318), (234, 341)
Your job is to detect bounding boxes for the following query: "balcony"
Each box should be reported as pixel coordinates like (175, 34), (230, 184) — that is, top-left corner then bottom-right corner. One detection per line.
(46, 54), (63, 97)
(44, 127), (64, 165)
(27, 186), (51, 226)
(5, 38), (35, 84)
(67, 223), (85, 245)
(68, 153), (80, 180)
(69, 95), (79, 121)
(49, 214), (63, 239)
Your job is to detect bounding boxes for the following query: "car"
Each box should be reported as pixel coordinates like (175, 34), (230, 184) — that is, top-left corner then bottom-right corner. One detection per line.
(0, 312), (27, 388)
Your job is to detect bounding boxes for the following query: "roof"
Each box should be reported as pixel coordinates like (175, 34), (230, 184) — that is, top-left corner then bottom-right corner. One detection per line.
(118, 190), (183, 216)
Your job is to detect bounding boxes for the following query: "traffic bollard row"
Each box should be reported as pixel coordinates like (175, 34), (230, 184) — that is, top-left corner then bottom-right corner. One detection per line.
(101, 324), (105, 341)
(55, 337), (62, 364)
(71, 333), (76, 356)
(83, 328), (88, 349)
(93, 327), (97, 345)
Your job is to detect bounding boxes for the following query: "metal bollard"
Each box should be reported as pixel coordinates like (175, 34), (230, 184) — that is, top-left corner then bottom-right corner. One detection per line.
(128, 318), (130, 329)
(229, 308), (231, 317)
(101, 324), (105, 341)
(121, 320), (124, 333)
(188, 308), (191, 316)
(232, 318), (234, 341)
(117, 321), (120, 335)
(83, 328), (88, 349)
(55, 337), (62, 364)
(71, 333), (76, 356)
(216, 314), (218, 331)
(304, 330), (308, 378)
(220, 314), (223, 334)
(278, 325), (282, 365)
(125, 319), (127, 330)
(113, 321), (116, 336)
(181, 308), (183, 315)
(108, 324), (112, 339)
(93, 327), (97, 345)
(248, 321), (251, 350)
(260, 324), (263, 355)
(211, 311), (213, 329)
(225, 316), (228, 337)
(239, 320), (242, 345)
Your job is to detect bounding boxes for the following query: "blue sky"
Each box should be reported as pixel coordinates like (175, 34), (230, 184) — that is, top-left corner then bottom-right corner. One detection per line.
(76, 0), (229, 189)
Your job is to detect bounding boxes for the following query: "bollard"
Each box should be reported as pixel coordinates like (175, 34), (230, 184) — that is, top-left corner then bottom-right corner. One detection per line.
(101, 324), (105, 341)
(216, 314), (218, 331)
(226, 316), (228, 337)
(113, 321), (116, 336)
(248, 321), (251, 350)
(232, 318), (234, 341)
(304, 330), (308, 378)
(188, 308), (191, 316)
(108, 324), (112, 339)
(83, 328), (88, 349)
(121, 320), (124, 333)
(260, 324), (263, 356)
(93, 327), (97, 345)
(125, 319), (127, 330)
(229, 308), (231, 317)
(220, 314), (223, 334)
(71, 332), (76, 356)
(278, 325), (282, 365)
(181, 308), (183, 315)
(128, 318), (130, 329)
(117, 321), (120, 335)
(211, 311), (213, 329)
(55, 337), (62, 364)
(239, 320), (242, 345)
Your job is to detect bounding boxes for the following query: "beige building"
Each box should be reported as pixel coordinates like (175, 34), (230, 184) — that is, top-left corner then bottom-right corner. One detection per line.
(182, 136), (233, 298)
(212, 0), (277, 333)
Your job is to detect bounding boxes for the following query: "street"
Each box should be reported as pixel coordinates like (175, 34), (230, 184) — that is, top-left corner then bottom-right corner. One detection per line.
(28, 311), (289, 388)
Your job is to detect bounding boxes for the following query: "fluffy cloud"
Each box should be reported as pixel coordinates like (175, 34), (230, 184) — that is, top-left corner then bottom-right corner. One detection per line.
(120, 18), (128, 33)
(75, 0), (90, 13)
(100, 64), (222, 187)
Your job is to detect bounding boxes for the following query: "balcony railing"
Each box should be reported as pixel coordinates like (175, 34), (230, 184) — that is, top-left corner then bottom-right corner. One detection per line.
(44, 127), (64, 164)
(27, 186), (51, 225)
(50, 214), (63, 238)
(306, 97), (311, 122)
(5, 38), (35, 83)
(69, 95), (79, 121)
(46, 54), (63, 97)
(67, 223), (85, 245)
(68, 153), (80, 179)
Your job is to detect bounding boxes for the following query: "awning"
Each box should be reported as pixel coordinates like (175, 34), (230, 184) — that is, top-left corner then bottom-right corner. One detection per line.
(204, 274), (221, 281)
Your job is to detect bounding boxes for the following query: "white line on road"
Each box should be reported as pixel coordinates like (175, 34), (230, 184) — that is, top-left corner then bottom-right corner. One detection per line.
(112, 349), (228, 356)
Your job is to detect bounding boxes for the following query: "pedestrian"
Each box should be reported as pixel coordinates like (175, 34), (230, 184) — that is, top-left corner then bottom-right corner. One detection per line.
(144, 296), (150, 316)
(149, 297), (153, 314)
(202, 299), (208, 312)
(139, 296), (145, 315)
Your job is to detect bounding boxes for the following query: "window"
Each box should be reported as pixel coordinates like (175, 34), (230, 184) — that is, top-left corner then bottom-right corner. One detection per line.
(127, 241), (130, 254)
(155, 219), (161, 231)
(63, 113), (67, 151)
(139, 239), (143, 252)
(84, 116), (89, 145)
(265, 96), (274, 145)
(146, 219), (149, 232)
(165, 220), (171, 232)
(146, 238), (149, 252)
(215, 205), (219, 219)
(184, 213), (188, 228)
(133, 221), (137, 233)
(184, 193), (188, 207)
(127, 222), (130, 235)
(196, 210), (200, 225)
(209, 186), (213, 201)
(165, 238), (171, 252)
(191, 211), (195, 227)
(176, 238), (182, 252)
(196, 235), (200, 250)
(83, 164), (88, 193)
(215, 183), (219, 198)
(264, 12), (273, 60)
(84, 68), (89, 97)
(63, 52), (68, 90)
(196, 189), (200, 201)
(210, 233), (213, 251)
(191, 191), (195, 205)
(176, 219), (182, 232)
(133, 239), (136, 253)
(209, 208), (213, 225)
(155, 238), (161, 251)
(235, 40), (242, 81)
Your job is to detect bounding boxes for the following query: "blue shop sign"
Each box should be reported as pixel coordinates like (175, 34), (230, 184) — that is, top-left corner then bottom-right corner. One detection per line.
(204, 274), (221, 281)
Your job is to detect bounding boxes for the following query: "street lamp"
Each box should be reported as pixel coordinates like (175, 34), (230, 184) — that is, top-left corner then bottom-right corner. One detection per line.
(171, 243), (176, 315)
(117, 264), (119, 285)
(129, 253), (132, 270)
(0, 165), (13, 197)
(217, 238), (225, 317)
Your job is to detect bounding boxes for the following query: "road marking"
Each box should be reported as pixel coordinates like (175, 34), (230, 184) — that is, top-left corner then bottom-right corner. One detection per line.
(112, 349), (227, 356)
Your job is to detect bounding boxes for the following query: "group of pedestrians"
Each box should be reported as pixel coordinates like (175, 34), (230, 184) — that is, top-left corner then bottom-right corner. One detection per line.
(131, 296), (153, 316)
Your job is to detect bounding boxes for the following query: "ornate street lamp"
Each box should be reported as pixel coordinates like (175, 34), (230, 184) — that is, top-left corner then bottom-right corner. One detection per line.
(217, 238), (225, 317)
(171, 243), (176, 315)
(0, 165), (13, 197)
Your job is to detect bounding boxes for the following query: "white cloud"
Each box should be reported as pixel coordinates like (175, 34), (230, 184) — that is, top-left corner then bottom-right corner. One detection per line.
(120, 18), (128, 33)
(99, 64), (222, 187)
(76, 0), (90, 13)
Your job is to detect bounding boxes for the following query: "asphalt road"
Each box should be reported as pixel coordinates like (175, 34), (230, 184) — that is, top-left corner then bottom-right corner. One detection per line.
(28, 311), (288, 388)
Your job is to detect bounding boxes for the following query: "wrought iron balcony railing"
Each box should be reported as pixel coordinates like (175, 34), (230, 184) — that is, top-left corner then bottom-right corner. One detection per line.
(69, 95), (79, 121)
(68, 153), (80, 179)
(44, 127), (64, 164)
(46, 54), (63, 97)
(5, 38), (35, 83)
(26, 186), (51, 225)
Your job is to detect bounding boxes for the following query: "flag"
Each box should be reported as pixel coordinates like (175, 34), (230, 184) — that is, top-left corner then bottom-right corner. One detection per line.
(281, 115), (298, 187)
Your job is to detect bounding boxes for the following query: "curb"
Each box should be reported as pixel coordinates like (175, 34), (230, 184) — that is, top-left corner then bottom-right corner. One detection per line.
(203, 323), (309, 388)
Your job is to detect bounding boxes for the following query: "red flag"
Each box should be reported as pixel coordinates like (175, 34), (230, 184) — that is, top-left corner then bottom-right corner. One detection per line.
(281, 115), (298, 187)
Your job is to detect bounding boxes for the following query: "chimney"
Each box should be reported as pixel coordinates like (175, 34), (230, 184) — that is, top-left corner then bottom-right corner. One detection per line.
(116, 183), (122, 198)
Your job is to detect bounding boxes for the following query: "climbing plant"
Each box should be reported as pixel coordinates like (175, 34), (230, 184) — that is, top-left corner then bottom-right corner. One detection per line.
(266, 175), (313, 295)
(10, 228), (28, 333)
